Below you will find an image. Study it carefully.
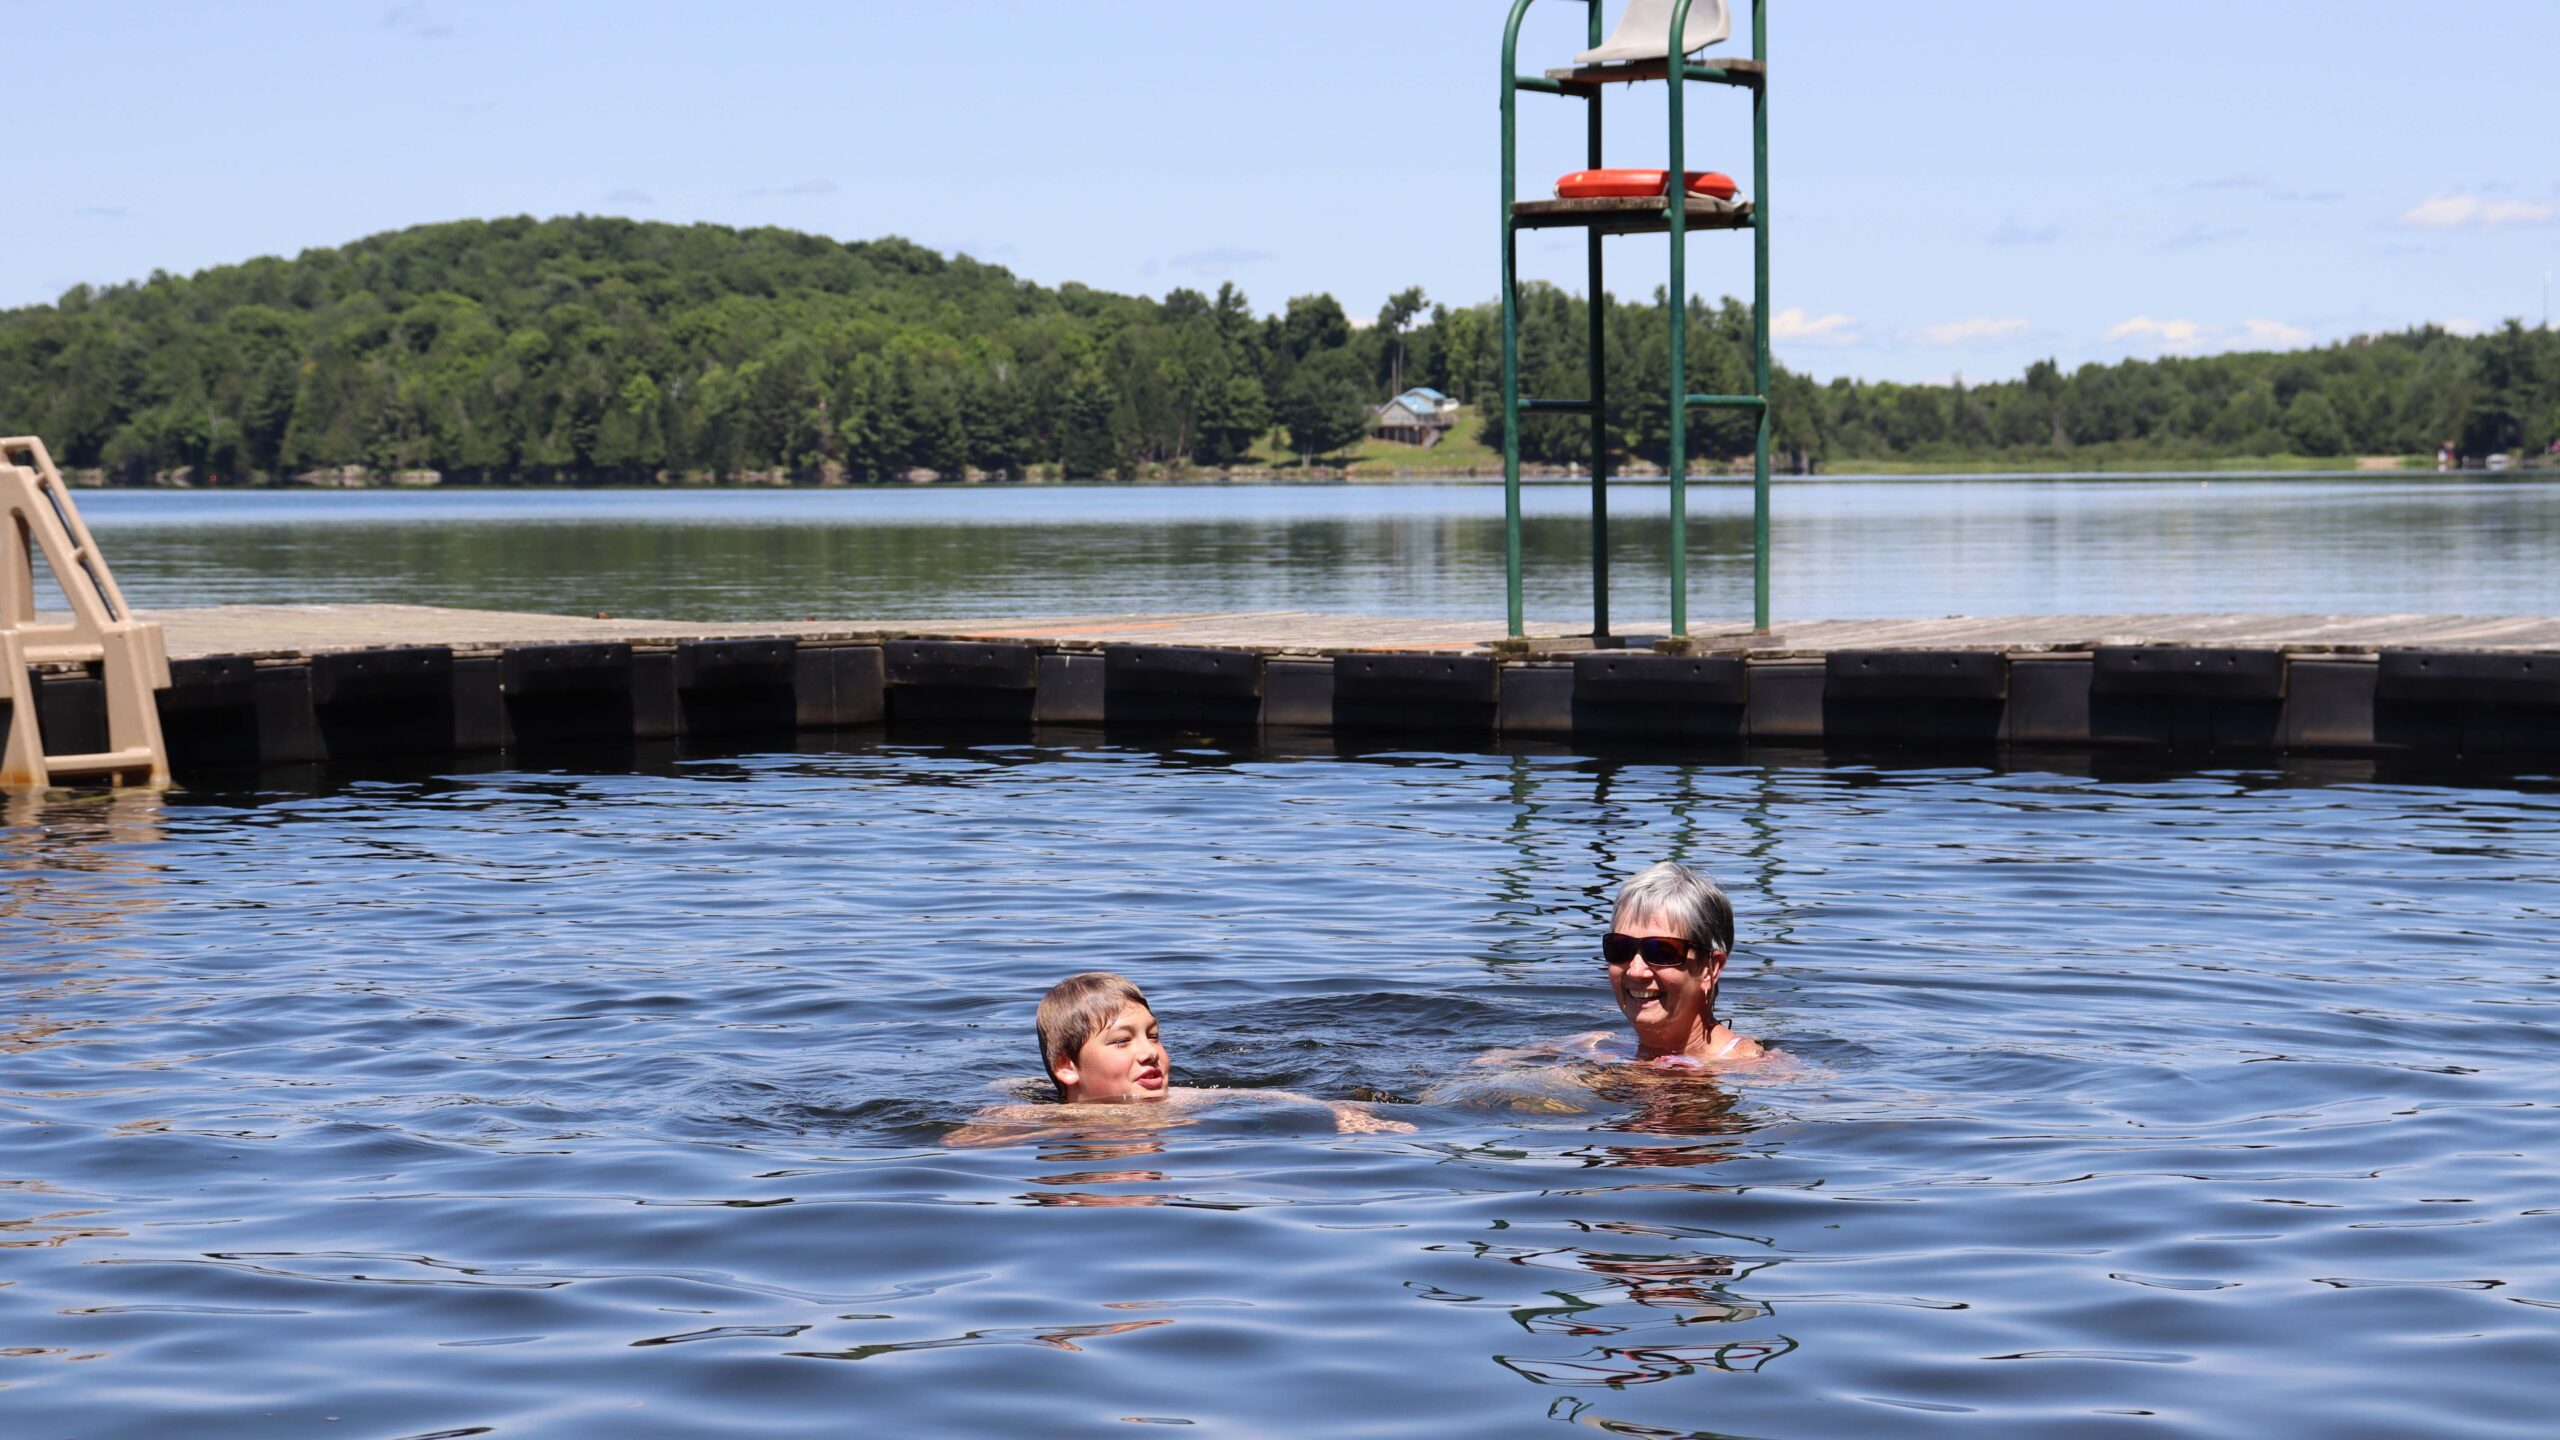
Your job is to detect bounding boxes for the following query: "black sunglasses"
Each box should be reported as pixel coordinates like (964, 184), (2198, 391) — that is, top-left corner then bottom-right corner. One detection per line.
(1601, 932), (1697, 969)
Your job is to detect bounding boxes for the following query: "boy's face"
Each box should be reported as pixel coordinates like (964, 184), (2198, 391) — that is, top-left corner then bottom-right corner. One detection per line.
(1053, 1002), (1169, 1103)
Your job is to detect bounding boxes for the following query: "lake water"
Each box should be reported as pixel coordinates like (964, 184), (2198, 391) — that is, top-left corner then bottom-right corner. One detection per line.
(5, 740), (2557, 1437)
(70, 476), (2560, 624)
(12, 479), (2558, 1434)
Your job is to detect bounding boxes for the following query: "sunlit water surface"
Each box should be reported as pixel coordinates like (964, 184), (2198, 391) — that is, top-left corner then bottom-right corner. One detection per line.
(71, 476), (2560, 622)
(5, 741), (2556, 1437)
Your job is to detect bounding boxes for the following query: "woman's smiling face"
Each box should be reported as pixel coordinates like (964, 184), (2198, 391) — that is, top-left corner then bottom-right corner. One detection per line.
(1608, 907), (1715, 1036)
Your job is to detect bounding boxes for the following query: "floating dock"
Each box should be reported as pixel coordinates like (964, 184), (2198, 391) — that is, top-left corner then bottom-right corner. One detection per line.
(7, 604), (2553, 777)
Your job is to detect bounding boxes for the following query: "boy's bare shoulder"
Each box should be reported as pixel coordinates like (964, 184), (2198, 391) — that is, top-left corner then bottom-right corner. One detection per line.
(944, 1084), (1232, 1148)
(943, 1099), (1062, 1148)
(946, 1084), (1412, 1146)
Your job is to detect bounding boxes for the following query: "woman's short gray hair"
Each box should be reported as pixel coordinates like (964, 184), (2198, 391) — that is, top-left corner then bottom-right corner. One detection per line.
(1611, 861), (1734, 957)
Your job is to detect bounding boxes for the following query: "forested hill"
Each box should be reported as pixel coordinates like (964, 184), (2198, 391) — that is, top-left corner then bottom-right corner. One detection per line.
(2, 215), (2551, 483)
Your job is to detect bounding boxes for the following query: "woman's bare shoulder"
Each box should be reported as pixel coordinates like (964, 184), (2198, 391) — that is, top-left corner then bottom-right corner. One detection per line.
(1474, 1030), (1618, 1067)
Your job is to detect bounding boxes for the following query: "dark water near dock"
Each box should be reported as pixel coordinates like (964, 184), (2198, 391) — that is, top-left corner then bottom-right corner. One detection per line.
(6, 740), (2557, 1436)
(74, 476), (2560, 623)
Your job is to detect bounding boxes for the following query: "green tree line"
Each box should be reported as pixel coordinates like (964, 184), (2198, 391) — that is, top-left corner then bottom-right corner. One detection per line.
(1, 216), (2551, 482)
(1453, 288), (2554, 470)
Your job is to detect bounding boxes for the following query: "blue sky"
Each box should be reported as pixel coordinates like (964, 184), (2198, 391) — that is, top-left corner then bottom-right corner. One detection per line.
(12, 1), (2555, 383)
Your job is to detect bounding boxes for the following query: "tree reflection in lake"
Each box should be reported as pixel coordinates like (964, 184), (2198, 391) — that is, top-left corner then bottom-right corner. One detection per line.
(77, 477), (2560, 623)
(1414, 1071), (1798, 1392)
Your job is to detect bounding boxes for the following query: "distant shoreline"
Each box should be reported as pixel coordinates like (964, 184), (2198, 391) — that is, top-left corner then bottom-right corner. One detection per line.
(63, 447), (2550, 491)
(65, 465), (2557, 493)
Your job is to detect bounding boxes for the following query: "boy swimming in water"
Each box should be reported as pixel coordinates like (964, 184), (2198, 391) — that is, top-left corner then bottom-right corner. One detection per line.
(1038, 970), (1171, 1103)
(945, 972), (1412, 1142)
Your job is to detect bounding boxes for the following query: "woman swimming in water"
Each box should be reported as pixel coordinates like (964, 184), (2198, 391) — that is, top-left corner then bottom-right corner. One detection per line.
(1596, 860), (1763, 1069)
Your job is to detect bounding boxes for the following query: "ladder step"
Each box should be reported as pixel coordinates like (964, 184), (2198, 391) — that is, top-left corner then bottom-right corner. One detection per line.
(21, 643), (108, 664)
(1683, 393), (1769, 410)
(45, 747), (157, 777)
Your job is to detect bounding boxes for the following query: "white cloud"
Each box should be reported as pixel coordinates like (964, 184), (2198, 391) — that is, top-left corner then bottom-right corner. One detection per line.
(2107, 315), (2204, 349)
(2444, 318), (2484, 336)
(2107, 315), (2320, 355)
(383, 4), (453, 39)
(2394, 193), (2560, 230)
(1769, 307), (1855, 342)
(1916, 317), (2029, 346)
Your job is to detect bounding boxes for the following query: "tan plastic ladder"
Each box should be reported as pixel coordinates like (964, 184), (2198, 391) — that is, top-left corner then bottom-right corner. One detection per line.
(0, 436), (171, 789)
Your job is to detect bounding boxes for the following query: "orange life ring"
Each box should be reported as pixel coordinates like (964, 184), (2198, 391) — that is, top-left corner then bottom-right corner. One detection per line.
(1555, 168), (1738, 201)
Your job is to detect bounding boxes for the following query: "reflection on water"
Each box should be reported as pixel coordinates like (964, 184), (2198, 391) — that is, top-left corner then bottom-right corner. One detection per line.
(0, 792), (167, 1084)
(0, 789), (168, 921)
(1022, 1139), (1180, 1209)
(1435, 1073), (1789, 1394)
(786, 1316), (1177, 1363)
(73, 476), (2560, 621)
(3, 742), (2557, 1435)
(1584, 1065), (1757, 1147)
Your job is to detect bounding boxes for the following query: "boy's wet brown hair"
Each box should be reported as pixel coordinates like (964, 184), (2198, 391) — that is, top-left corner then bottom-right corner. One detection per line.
(1034, 972), (1152, 1099)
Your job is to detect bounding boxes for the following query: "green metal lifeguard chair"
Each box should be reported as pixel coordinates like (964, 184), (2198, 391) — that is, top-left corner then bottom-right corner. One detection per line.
(1498, 0), (1772, 644)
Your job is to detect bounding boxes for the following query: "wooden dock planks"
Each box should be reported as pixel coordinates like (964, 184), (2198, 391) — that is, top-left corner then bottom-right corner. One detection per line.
(133, 604), (2560, 662)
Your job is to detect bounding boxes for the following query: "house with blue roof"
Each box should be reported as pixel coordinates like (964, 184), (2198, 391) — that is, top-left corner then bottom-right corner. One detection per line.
(1372, 387), (1459, 448)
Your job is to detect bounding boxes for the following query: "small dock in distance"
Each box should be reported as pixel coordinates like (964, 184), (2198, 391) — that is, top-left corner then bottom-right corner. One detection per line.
(19, 604), (2560, 776)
